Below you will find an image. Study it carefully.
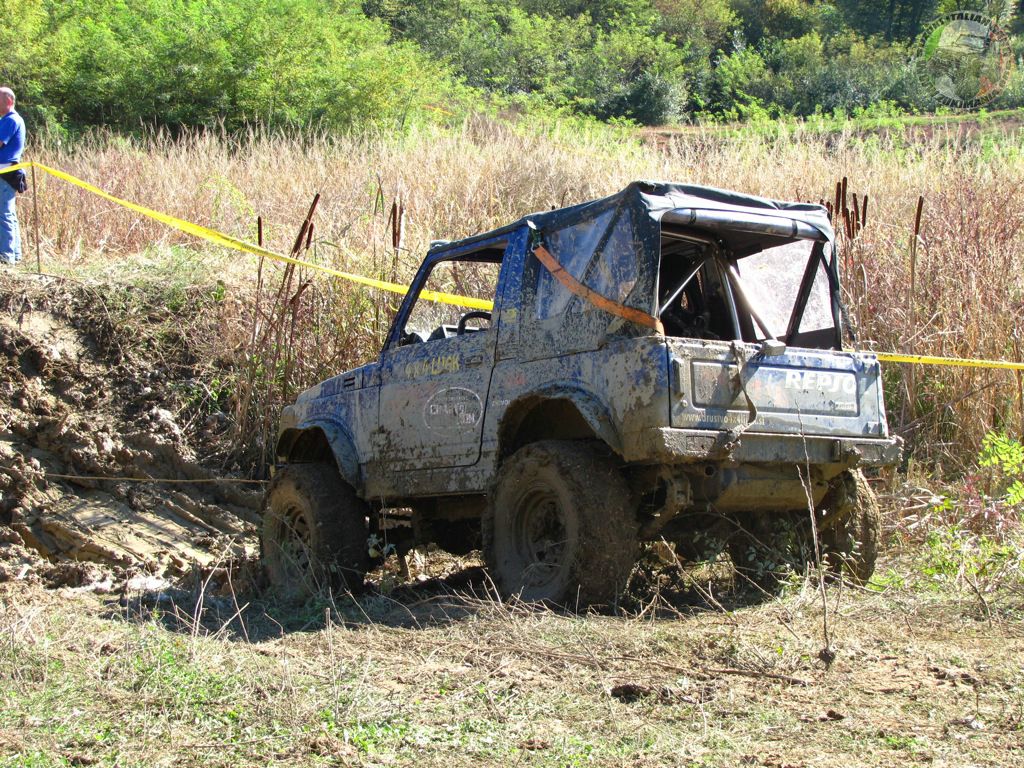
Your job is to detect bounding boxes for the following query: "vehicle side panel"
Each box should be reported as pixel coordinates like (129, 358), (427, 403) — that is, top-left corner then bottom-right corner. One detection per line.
(487, 335), (672, 459)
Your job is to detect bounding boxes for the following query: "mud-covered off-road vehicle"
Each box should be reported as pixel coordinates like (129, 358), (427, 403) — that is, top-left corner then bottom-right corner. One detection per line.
(262, 181), (901, 603)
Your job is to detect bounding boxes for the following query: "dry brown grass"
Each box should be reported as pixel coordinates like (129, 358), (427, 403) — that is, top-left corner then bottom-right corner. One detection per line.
(20, 118), (1024, 470)
(5, 118), (1023, 768)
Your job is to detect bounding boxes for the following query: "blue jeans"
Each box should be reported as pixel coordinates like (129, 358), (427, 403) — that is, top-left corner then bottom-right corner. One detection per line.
(0, 180), (21, 264)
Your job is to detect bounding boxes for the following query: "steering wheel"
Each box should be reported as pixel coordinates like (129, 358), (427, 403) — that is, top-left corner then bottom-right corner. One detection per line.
(456, 310), (492, 335)
(399, 329), (427, 346)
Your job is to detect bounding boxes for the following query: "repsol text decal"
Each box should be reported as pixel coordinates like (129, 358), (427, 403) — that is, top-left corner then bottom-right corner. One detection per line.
(783, 369), (857, 395)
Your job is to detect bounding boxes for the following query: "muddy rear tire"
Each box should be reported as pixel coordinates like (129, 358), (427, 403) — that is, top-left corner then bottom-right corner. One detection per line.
(261, 463), (370, 600)
(483, 440), (637, 606)
(818, 469), (880, 584)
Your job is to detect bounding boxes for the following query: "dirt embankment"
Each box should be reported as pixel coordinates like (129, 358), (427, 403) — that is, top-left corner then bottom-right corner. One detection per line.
(0, 273), (260, 589)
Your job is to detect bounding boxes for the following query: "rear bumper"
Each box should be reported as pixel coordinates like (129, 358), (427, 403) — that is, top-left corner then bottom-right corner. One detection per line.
(625, 427), (902, 468)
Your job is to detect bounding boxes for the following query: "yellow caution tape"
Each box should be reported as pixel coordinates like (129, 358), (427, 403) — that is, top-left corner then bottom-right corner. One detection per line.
(874, 352), (1024, 371)
(5, 161), (492, 311)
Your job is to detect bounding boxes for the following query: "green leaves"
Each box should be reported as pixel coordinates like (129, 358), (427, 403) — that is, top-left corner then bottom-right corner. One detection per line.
(22, 0), (462, 134)
(979, 431), (1024, 479)
(369, 0), (688, 124)
(5, 0), (1021, 132)
(979, 431), (1024, 508)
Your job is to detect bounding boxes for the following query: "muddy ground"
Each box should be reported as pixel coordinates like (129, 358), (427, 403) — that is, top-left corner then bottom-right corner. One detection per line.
(0, 272), (261, 591)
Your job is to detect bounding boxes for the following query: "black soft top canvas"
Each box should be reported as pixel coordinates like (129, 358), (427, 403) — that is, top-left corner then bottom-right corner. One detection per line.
(532, 181), (829, 228)
(519, 181), (834, 316)
(429, 181), (838, 335)
(431, 180), (835, 256)
(524, 180), (835, 256)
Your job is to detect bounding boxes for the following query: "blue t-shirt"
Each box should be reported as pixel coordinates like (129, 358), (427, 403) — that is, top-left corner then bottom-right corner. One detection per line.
(0, 110), (25, 164)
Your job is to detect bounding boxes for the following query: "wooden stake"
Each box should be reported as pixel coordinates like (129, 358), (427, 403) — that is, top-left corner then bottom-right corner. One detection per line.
(907, 195), (925, 422)
(31, 164), (40, 273)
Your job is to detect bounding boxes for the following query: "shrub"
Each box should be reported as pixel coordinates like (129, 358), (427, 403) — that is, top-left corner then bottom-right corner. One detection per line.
(23, 0), (465, 134)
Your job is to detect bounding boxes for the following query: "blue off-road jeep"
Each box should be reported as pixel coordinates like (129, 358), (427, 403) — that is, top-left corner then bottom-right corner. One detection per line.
(262, 182), (900, 603)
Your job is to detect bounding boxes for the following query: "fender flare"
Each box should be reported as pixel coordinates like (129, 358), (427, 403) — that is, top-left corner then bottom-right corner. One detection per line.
(276, 419), (362, 492)
(498, 384), (622, 459)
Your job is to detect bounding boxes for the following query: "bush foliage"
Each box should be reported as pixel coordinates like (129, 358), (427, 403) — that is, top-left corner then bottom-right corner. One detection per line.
(3, 0), (462, 135)
(0, 0), (1020, 133)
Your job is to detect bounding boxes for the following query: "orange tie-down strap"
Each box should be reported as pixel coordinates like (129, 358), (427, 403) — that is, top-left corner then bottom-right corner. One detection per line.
(532, 245), (665, 334)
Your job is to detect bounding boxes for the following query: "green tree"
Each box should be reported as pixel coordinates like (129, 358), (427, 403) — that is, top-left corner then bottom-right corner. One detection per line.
(654, 0), (738, 111)
(834, 0), (939, 40)
(0, 0), (64, 132)
(766, 31), (917, 113)
(728, 0), (827, 45)
(36, 0), (460, 133)
(569, 23), (687, 122)
(518, 0), (658, 29)
(366, 0), (686, 123)
(708, 46), (773, 119)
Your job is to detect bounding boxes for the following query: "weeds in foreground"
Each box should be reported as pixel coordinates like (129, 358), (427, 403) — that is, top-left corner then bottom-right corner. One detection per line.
(919, 527), (1024, 598)
(897, 431), (1024, 544)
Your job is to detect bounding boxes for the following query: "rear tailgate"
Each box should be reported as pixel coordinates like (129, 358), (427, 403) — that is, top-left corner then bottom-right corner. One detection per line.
(668, 340), (889, 439)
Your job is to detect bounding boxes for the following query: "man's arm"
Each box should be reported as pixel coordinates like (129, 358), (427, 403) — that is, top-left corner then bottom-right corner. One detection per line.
(0, 116), (15, 147)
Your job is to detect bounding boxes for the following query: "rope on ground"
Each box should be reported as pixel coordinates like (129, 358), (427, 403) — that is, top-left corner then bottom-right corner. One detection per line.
(45, 472), (267, 485)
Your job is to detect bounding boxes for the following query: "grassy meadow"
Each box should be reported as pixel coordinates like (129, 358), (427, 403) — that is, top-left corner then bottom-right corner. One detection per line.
(1, 546), (1023, 768)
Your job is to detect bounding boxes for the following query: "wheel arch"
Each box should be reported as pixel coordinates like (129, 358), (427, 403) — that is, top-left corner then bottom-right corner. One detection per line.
(496, 388), (622, 462)
(275, 421), (362, 492)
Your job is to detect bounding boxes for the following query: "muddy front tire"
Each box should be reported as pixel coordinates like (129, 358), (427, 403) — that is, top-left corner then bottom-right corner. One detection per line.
(483, 440), (637, 606)
(261, 463), (370, 600)
(818, 469), (880, 584)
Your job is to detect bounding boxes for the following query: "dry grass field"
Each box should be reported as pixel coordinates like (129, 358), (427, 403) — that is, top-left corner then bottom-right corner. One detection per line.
(2, 548), (1022, 767)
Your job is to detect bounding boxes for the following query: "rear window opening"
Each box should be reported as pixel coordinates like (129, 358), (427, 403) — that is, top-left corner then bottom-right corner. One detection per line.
(657, 232), (734, 340)
(657, 226), (840, 349)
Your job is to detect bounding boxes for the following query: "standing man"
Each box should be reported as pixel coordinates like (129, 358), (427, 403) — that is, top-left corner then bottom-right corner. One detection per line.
(0, 87), (26, 265)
